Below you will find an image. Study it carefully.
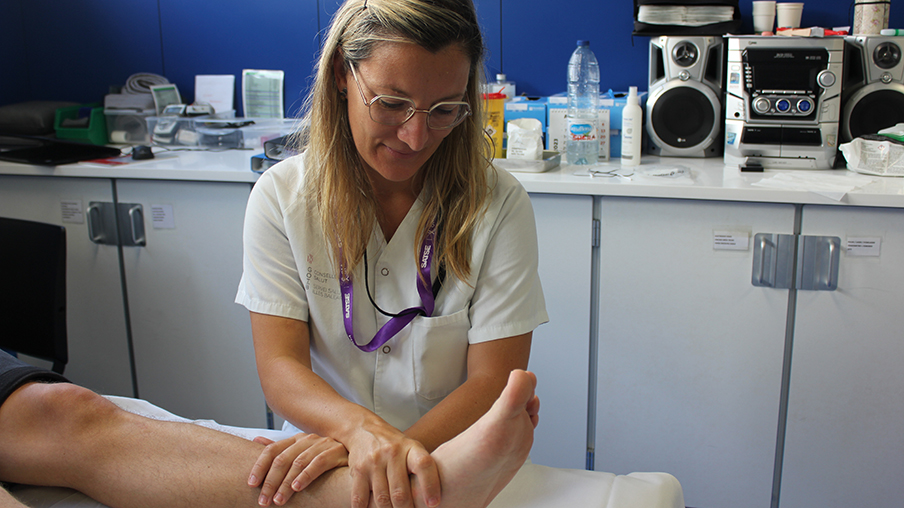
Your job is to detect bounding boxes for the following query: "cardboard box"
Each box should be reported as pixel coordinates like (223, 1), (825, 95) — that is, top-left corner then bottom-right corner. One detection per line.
(504, 97), (547, 133)
(547, 94), (624, 161)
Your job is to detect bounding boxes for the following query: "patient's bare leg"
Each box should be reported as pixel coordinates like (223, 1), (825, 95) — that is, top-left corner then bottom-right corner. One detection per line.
(0, 382), (347, 508)
(0, 371), (538, 508)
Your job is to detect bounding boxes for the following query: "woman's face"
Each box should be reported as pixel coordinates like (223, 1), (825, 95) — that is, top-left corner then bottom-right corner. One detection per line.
(336, 41), (471, 194)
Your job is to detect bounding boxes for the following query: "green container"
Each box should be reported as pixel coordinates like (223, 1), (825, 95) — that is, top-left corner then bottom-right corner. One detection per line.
(54, 104), (108, 145)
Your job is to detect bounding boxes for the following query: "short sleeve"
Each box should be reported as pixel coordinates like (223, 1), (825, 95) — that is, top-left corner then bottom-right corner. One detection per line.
(235, 162), (310, 321)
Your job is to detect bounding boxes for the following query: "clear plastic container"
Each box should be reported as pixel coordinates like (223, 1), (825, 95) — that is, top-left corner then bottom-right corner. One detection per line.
(566, 40), (600, 165)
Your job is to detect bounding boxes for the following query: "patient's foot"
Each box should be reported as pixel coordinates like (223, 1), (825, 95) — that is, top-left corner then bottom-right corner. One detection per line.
(416, 369), (539, 508)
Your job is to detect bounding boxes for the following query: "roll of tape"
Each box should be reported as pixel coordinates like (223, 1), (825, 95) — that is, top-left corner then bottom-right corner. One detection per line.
(853, 0), (891, 35)
(110, 131), (128, 144)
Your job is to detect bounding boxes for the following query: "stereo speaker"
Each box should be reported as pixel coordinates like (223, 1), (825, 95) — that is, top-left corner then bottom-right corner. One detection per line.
(646, 36), (725, 157)
(841, 35), (904, 142)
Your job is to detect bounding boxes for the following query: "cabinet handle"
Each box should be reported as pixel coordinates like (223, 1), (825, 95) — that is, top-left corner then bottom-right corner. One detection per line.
(752, 233), (794, 289)
(756, 235), (775, 287)
(796, 235), (840, 291)
(128, 205), (146, 246)
(87, 203), (104, 243)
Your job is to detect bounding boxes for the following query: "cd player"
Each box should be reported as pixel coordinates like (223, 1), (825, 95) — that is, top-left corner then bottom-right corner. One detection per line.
(723, 36), (845, 169)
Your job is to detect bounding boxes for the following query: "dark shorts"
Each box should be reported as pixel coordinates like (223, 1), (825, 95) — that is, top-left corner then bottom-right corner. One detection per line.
(0, 350), (68, 409)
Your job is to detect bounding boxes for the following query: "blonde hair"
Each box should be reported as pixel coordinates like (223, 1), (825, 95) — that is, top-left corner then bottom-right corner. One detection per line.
(297, 0), (492, 283)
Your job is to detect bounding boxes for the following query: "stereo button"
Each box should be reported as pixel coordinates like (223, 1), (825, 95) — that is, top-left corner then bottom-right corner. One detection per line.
(797, 99), (813, 113)
(776, 99), (791, 112)
(817, 70), (836, 89)
(754, 97), (771, 113)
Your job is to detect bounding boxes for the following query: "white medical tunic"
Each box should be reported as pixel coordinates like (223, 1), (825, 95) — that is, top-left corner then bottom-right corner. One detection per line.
(236, 154), (548, 432)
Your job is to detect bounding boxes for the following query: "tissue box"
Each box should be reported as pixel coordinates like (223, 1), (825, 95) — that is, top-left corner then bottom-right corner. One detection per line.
(548, 91), (648, 159)
(547, 96), (610, 160)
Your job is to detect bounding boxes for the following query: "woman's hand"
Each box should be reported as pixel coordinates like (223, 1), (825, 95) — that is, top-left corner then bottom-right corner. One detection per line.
(346, 422), (441, 508)
(249, 433), (349, 506)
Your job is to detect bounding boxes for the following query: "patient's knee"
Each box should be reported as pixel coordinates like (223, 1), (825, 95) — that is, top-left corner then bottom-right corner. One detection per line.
(17, 382), (121, 436)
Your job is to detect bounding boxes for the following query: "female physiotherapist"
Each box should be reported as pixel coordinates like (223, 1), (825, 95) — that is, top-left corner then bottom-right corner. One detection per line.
(235, 1), (548, 507)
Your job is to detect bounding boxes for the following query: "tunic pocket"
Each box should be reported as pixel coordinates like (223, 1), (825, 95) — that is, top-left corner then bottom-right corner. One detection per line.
(410, 308), (470, 401)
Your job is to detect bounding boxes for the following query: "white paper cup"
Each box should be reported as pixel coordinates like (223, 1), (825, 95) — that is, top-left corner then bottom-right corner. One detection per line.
(752, 1), (776, 14)
(776, 2), (804, 28)
(754, 13), (776, 33)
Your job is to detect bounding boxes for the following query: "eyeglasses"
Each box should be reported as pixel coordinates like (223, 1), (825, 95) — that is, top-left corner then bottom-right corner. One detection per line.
(349, 64), (471, 130)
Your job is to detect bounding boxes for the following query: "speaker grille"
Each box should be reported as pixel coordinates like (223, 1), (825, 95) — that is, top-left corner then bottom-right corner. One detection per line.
(847, 88), (904, 139)
(650, 87), (716, 148)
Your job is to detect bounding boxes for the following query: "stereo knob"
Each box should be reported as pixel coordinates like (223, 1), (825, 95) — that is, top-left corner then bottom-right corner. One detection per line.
(754, 97), (771, 113)
(776, 99), (791, 112)
(817, 70), (836, 88)
(797, 98), (813, 113)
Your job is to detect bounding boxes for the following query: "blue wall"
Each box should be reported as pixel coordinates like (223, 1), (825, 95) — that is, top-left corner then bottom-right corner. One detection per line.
(2, 0), (900, 115)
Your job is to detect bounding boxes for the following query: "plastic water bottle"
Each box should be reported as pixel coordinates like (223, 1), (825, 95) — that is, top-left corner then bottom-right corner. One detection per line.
(566, 40), (600, 165)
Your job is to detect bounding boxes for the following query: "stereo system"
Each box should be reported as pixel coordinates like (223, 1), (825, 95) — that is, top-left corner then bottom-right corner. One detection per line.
(723, 36), (844, 169)
(841, 35), (904, 142)
(643, 34), (904, 169)
(646, 36), (724, 157)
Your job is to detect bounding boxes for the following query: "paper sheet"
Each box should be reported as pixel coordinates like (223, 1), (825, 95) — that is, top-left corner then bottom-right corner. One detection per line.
(750, 172), (876, 201)
(195, 75), (235, 114)
(242, 69), (284, 118)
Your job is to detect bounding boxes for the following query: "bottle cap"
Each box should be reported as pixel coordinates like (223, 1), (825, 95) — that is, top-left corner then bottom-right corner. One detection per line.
(627, 86), (639, 105)
(496, 73), (507, 82)
(577, 40), (590, 46)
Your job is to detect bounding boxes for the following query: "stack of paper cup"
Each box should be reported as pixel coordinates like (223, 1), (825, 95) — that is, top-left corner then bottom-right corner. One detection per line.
(776, 2), (804, 29)
(752, 1), (776, 33)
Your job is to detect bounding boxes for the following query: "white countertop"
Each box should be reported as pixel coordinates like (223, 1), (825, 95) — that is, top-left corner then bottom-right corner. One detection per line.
(0, 149), (260, 183)
(2, 149), (903, 208)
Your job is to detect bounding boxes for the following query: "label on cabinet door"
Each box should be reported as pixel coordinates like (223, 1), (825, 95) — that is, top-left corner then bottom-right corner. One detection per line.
(845, 237), (881, 256)
(151, 204), (175, 229)
(60, 200), (84, 224)
(713, 230), (750, 250)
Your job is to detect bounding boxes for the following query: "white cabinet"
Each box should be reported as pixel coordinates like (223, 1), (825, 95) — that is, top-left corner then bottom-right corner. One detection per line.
(780, 205), (904, 508)
(594, 196), (795, 508)
(0, 175), (134, 396)
(528, 193), (594, 470)
(115, 179), (266, 428)
(0, 173), (266, 428)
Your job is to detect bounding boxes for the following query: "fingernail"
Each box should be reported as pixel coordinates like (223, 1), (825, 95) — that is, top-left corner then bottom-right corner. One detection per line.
(292, 480), (302, 491)
(248, 474), (258, 486)
(274, 493), (284, 505)
(259, 494), (269, 506)
(428, 497), (440, 507)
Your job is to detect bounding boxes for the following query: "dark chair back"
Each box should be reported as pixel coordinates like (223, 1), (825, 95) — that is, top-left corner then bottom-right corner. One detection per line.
(0, 217), (67, 373)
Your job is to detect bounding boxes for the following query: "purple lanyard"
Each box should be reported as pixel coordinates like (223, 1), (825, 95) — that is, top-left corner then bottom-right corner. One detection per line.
(339, 224), (437, 352)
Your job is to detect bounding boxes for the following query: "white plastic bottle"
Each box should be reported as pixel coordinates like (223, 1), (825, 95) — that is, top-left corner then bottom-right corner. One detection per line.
(620, 86), (642, 167)
(566, 40), (600, 165)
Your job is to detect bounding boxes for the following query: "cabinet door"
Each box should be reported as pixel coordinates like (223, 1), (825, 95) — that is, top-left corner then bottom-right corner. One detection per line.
(781, 205), (904, 508)
(0, 175), (133, 396)
(595, 196), (794, 508)
(114, 179), (266, 428)
(528, 193), (593, 470)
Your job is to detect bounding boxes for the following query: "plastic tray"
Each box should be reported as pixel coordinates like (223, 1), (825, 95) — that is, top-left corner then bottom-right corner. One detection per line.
(493, 150), (561, 173)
